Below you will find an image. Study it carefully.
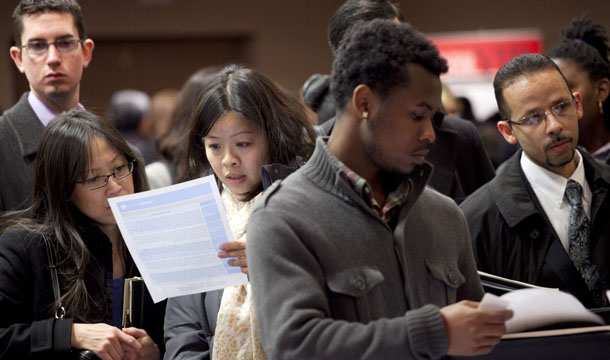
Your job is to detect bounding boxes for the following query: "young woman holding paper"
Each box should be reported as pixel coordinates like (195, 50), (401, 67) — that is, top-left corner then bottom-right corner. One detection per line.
(0, 110), (161, 360)
(163, 64), (315, 360)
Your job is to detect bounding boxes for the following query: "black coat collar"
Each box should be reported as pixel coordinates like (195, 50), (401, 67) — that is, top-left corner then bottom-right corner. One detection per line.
(490, 149), (610, 228)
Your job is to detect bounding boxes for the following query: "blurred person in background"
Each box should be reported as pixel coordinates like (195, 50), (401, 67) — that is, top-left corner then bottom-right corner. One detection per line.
(548, 17), (610, 164)
(107, 89), (158, 165)
(302, 73), (336, 126)
(150, 89), (179, 143)
(145, 67), (219, 189)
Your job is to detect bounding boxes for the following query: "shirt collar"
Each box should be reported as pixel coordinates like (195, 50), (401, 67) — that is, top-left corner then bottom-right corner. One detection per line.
(520, 149), (587, 207)
(334, 153), (411, 223)
(28, 91), (84, 127)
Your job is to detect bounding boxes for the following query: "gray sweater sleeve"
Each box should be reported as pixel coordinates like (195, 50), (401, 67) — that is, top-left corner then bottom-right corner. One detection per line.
(247, 208), (449, 360)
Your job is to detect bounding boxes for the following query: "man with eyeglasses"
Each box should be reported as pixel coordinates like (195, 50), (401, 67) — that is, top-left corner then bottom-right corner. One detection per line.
(0, 0), (94, 211)
(461, 53), (610, 308)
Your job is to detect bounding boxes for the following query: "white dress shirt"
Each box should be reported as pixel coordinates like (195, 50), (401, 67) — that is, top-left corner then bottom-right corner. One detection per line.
(28, 91), (85, 127)
(520, 150), (592, 252)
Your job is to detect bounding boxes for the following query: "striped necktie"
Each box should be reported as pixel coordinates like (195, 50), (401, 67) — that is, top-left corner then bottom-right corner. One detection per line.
(565, 179), (603, 306)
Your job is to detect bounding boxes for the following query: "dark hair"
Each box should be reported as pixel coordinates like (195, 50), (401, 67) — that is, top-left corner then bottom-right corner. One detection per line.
(107, 90), (150, 132)
(331, 19), (448, 112)
(0, 109), (147, 322)
(301, 74), (336, 125)
(547, 17), (610, 130)
(184, 64), (316, 201)
(159, 67), (220, 180)
(12, 0), (87, 46)
(328, 0), (402, 55)
(493, 53), (570, 120)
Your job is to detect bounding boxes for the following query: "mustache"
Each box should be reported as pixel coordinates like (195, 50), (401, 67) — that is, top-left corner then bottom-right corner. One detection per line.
(543, 134), (573, 151)
(414, 142), (432, 153)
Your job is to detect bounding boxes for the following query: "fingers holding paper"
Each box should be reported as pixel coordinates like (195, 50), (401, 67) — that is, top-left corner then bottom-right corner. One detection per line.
(440, 300), (513, 356)
(218, 241), (248, 274)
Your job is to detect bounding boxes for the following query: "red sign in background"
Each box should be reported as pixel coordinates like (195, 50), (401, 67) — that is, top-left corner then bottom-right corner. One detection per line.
(429, 30), (544, 79)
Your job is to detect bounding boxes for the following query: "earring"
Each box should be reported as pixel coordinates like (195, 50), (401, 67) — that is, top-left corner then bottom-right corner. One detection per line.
(362, 111), (368, 120)
(600, 101), (604, 115)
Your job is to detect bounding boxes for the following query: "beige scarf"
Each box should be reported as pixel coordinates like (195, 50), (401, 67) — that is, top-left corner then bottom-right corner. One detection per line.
(212, 188), (266, 360)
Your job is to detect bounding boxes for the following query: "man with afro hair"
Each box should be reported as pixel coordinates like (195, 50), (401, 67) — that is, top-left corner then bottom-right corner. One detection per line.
(247, 20), (512, 360)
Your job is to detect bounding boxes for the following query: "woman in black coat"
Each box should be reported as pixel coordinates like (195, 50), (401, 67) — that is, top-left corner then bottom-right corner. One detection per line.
(0, 110), (161, 360)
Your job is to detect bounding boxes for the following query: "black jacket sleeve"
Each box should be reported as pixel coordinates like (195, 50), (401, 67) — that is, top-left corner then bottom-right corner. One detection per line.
(0, 229), (73, 359)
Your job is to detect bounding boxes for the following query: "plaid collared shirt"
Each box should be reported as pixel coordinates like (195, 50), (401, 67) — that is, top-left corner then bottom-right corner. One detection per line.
(337, 161), (411, 224)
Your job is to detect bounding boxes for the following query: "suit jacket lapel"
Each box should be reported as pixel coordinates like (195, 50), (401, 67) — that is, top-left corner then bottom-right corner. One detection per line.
(5, 93), (44, 158)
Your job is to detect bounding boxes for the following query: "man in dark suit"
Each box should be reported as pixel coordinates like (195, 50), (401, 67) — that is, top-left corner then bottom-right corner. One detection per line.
(0, 0), (94, 211)
(305, 0), (495, 202)
(461, 53), (610, 308)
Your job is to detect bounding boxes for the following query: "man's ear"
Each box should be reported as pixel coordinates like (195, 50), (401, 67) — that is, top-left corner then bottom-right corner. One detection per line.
(351, 84), (374, 121)
(81, 39), (94, 68)
(497, 120), (518, 145)
(573, 92), (583, 119)
(9, 46), (25, 73)
(594, 77), (609, 104)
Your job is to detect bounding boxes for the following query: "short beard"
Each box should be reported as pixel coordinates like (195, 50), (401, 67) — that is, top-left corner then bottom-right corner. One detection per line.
(543, 133), (575, 168)
(546, 151), (575, 168)
(363, 112), (409, 176)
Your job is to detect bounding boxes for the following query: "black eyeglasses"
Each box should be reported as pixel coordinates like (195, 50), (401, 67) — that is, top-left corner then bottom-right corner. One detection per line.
(79, 161), (135, 190)
(508, 98), (577, 127)
(20, 38), (82, 57)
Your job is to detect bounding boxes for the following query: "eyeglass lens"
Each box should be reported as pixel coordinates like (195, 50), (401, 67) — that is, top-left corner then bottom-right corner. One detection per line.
(519, 100), (575, 126)
(85, 162), (134, 190)
(24, 39), (80, 56)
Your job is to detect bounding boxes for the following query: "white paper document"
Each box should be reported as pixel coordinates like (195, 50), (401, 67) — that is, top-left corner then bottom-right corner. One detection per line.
(109, 175), (248, 303)
(479, 288), (604, 335)
(478, 292), (510, 312)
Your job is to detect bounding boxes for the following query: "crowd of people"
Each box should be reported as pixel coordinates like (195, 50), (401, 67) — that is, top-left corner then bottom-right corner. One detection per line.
(1, 0), (610, 359)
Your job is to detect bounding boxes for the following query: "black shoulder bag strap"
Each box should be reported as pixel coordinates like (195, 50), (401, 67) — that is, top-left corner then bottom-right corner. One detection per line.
(43, 234), (100, 360)
(43, 234), (66, 320)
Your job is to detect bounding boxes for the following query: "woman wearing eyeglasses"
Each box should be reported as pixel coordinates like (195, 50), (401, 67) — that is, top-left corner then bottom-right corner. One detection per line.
(0, 110), (161, 360)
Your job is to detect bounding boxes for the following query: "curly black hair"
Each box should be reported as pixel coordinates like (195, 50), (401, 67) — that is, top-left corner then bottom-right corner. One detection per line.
(330, 19), (448, 112)
(547, 17), (610, 130)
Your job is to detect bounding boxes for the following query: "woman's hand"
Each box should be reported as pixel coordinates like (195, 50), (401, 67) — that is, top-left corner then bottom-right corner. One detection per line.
(218, 241), (248, 274)
(122, 327), (160, 360)
(71, 323), (142, 360)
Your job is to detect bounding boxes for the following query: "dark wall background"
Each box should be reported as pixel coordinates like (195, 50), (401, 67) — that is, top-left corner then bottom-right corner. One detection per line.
(1, 0), (609, 112)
